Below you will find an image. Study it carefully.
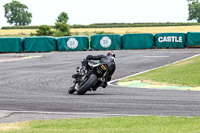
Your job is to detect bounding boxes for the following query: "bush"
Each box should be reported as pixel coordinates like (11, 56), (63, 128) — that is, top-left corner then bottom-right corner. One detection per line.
(53, 30), (67, 37)
(54, 22), (71, 37)
(34, 25), (54, 36)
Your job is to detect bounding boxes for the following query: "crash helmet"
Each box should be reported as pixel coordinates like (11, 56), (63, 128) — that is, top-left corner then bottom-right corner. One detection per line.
(107, 51), (115, 58)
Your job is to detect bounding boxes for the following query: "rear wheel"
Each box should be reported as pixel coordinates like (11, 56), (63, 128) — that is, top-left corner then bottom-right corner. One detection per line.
(77, 74), (98, 95)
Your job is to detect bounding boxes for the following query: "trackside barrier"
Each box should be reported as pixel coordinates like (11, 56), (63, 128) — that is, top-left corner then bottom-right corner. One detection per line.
(0, 37), (23, 52)
(2, 32), (200, 53)
(90, 34), (122, 50)
(187, 32), (200, 46)
(155, 33), (186, 48)
(24, 36), (57, 52)
(57, 36), (89, 51)
(122, 33), (154, 49)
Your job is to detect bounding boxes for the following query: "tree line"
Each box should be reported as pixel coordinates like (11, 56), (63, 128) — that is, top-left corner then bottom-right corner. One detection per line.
(2, 0), (200, 35)
(2, 22), (200, 30)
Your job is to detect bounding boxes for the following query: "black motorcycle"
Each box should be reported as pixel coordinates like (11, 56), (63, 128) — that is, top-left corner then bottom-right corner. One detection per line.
(68, 60), (110, 95)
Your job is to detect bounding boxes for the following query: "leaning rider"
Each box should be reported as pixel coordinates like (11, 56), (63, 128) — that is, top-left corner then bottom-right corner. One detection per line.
(74, 51), (116, 89)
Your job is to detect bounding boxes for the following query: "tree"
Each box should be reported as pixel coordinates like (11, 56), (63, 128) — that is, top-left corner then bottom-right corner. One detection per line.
(187, 0), (198, 2)
(35, 25), (54, 36)
(187, 0), (200, 22)
(54, 12), (71, 37)
(4, 0), (32, 26)
(56, 12), (69, 23)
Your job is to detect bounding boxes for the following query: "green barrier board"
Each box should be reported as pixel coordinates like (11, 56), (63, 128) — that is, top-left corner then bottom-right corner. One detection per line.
(122, 33), (154, 49)
(91, 34), (122, 50)
(187, 32), (200, 46)
(0, 37), (23, 52)
(24, 36), (57, 52)
(155, 33), (186, 48)
(57, 36), (89, 51)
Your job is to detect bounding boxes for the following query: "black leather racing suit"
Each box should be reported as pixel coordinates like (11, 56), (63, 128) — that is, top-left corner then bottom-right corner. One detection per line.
(82, 54), (116, 88)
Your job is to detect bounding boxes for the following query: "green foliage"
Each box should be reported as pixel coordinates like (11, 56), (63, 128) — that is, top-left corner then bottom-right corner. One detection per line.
(3, 0), (32, 26)
(94, 31), (106, 34)
(94, 31), (115, 35)
(54, 12), (71, 37)
(71, 22), (200, 28)
(54, 22), (71, 37)
(74, 31), (80, 35)
(34, 25), (54, 36)
(188, 1), (200, 22)
(1, 26), (42, 29)
(55, 22), (70, 33)
(187, 0), (199, 2)
(94, 31), (115, 34)
(30, 32), (35, 36)
(56, 12), (69, 23)
(53, 30), (67, 37)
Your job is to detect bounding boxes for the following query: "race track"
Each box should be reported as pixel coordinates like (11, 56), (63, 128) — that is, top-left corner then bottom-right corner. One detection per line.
(0, 49), (200, 123)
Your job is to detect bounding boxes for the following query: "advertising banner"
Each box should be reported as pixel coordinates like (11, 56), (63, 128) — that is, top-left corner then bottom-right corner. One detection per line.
(91, 34), (122, 50)
(57, 36), (89, 51)
(155, 33), (186, 48)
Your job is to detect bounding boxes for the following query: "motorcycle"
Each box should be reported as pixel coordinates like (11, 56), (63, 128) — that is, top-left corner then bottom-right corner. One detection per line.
(68, 60), (109, 95)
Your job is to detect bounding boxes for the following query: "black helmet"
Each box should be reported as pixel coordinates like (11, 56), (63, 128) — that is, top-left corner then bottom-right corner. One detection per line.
(107, 51), (115, 58)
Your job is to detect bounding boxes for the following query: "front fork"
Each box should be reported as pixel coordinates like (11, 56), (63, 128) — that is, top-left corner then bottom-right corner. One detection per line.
(71, 74), (87, 91)
(71, 77), (79, 90)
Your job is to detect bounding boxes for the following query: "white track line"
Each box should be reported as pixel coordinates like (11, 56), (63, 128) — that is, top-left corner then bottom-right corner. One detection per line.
(0, 110), (134, 117)
(0, 56), (41, 63)
(0, 110), (194, 119)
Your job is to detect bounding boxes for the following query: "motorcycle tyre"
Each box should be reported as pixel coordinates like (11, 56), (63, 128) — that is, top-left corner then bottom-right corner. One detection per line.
(77, 74), (98, 95)
(68, 85), (76, 94)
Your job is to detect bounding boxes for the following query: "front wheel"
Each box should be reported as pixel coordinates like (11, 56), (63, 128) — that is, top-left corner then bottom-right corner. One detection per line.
(77, 74), (98, 95)
(68, 85), (76, 94)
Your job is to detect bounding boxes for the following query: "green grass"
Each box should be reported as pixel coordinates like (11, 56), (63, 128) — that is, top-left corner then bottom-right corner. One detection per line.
(121, 55), (200, 87)
(1, 116), (200, 133)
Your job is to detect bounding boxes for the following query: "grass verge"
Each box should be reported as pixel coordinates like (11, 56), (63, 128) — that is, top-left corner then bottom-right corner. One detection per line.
(120, 55), (200, 87)
(1, 116), (200, 133)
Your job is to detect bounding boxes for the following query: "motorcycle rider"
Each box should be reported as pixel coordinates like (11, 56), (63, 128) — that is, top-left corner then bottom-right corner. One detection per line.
(73, 51), (116, 89)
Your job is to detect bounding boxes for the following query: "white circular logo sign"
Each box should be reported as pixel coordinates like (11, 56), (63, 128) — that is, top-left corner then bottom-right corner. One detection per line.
(100, 36), (111, 48)
(67, 38), (78, 49)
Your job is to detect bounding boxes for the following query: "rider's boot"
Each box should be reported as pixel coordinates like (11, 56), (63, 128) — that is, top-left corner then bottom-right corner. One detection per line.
(72, 67), (81, 78)
(72, 73), (81, 78)
(92, 85), (98, 91)
(100, 82), (107, 88)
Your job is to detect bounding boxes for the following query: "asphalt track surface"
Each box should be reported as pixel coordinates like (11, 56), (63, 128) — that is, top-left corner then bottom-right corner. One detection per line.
(0, 49), (200, 123)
